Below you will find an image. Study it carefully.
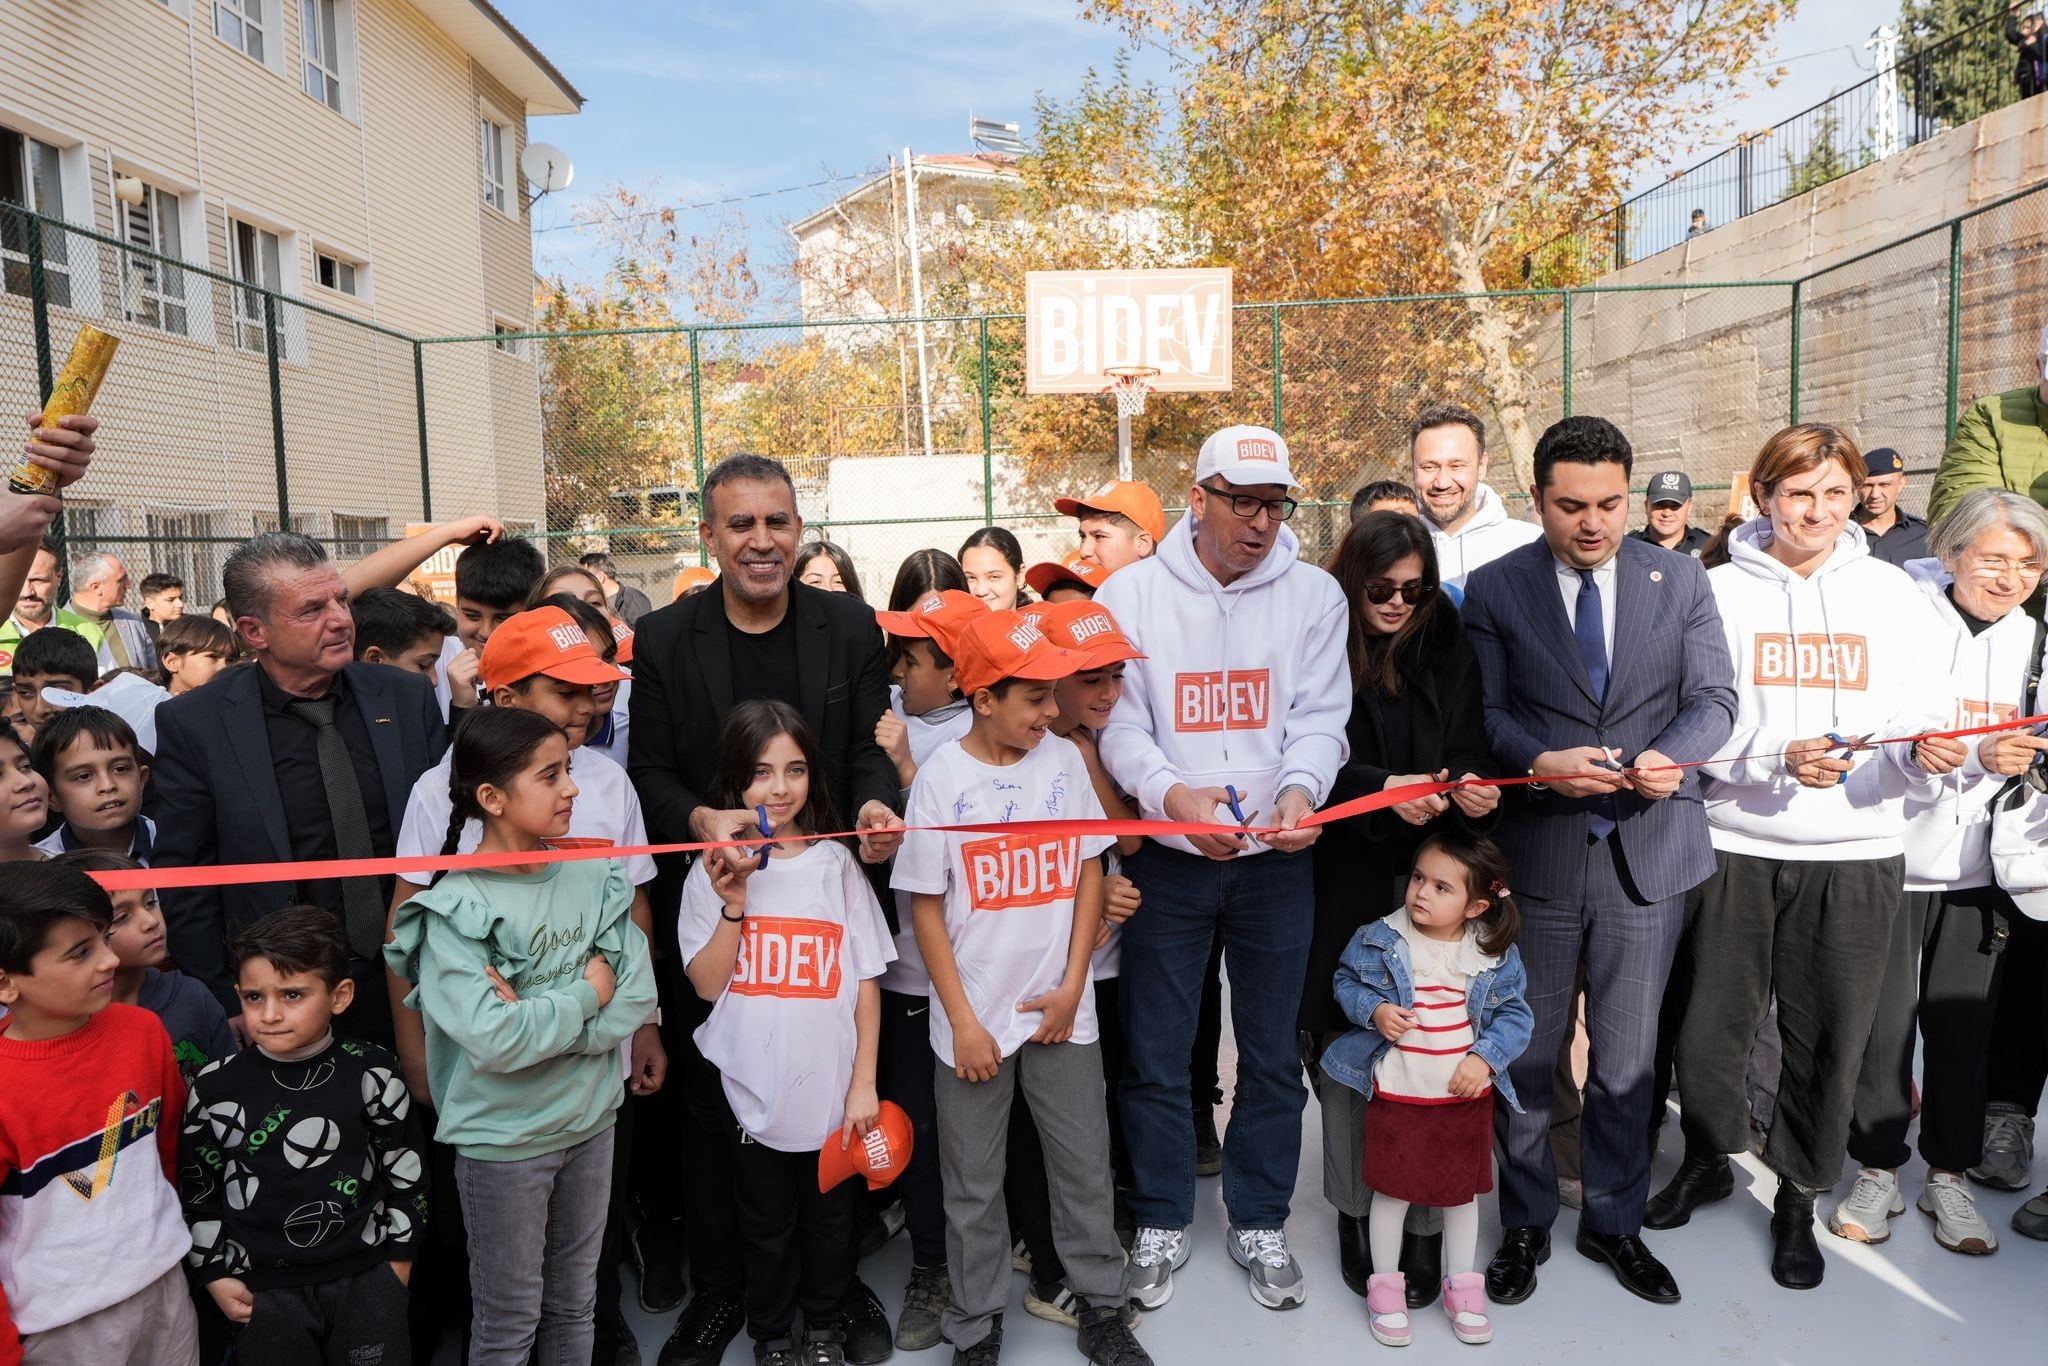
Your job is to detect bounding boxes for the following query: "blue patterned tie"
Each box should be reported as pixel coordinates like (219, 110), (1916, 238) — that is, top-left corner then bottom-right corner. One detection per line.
(1575, 570), (1616, 838)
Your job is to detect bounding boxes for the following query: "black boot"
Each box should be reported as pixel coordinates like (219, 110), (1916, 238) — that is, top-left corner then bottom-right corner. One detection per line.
(1398, 1227), (1442, 1309)
(1644, 1152), (1733, 1230)
(1770, 1181), (1825, 1289)
(1337, 1212), (1372, 1298)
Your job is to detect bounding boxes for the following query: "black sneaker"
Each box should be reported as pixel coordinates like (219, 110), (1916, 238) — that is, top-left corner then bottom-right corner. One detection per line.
(632, 1216), (689, 1314)
(801, 1327), (848, 1366)
(950, 1313), (1002, 1365)
(659, 1292), (745, 1366)
(839, 1280), (893, 1364)
(1076, 1304), (1153, 1366)
(594, 1295), (642, 1366)
(1193, 1107), (1222, 1178)
(756, 1337), (801, 1366)
(895, 1263), (949, 1351)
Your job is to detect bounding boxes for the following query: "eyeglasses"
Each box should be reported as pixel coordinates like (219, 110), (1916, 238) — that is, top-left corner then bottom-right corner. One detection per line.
(1961, 555), (2046, 579)
(1199, 482), (1298, 522)
(1362, 579), (1432, 606)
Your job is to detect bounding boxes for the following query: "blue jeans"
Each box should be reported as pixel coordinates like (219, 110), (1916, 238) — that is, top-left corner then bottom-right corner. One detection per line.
(1118, 841), (1313, 1230)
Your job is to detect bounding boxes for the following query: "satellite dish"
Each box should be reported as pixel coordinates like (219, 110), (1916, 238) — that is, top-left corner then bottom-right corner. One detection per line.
(521, 142), (574, 195)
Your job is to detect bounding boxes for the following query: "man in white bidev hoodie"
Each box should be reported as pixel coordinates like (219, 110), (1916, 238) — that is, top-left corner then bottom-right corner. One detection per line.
(1093, 424), (1350, 1314)
(1409, 402), (1542, 587)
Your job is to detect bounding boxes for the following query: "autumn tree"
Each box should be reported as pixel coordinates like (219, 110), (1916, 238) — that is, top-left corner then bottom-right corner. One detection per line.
(1064, 0), (1792, 485)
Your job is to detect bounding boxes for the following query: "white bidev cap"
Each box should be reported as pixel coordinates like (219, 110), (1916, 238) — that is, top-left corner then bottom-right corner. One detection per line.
(1195, 424), (1298, 490)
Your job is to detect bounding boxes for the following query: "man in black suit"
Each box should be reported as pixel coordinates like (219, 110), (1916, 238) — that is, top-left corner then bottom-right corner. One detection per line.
(628, 452), (903, 1366)
(1461, 417), (1735, 1307)
(155, 531), (447, 1049)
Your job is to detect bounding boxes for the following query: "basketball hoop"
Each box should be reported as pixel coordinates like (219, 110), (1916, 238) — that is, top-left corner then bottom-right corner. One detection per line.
(1104, 364), (1160, 420)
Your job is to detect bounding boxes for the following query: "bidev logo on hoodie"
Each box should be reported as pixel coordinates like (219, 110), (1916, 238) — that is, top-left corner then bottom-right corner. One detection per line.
(1175, 669), (1271, 731)
(1752, 633), (1868, 689)
(729, 917), (843, 999)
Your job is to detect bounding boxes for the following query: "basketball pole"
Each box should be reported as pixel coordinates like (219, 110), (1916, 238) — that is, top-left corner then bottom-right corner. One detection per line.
(1117, 409), (1133, 482)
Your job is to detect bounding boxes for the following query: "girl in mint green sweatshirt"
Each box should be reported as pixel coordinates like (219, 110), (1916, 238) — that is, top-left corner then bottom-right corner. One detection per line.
(385, 707), (656, 1366)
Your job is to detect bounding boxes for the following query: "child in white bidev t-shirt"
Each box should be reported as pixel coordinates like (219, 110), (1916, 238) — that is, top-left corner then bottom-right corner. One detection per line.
(892, 610), (1151, 1366)
(677, 700), (893, 1364)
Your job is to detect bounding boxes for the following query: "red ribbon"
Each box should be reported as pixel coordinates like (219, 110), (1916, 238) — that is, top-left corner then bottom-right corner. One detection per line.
(86, 713), (2048, 893)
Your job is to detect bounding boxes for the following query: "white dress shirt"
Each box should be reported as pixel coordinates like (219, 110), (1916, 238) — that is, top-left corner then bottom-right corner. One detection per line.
(1552, 554), (1618, 663)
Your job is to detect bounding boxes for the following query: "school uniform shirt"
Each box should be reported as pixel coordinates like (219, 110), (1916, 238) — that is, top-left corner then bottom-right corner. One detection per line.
(584, 677), (633, 771)
(1093, 516), (1351, 859)
(0, 1004), (190, 1336)
(891, 734), (1114, 1067)
(178, 1034), (425, 1289)
(30, 814), (156, 864)
(1369, 911), (1498, 1103)
(876, 690), (974, 997)
(395, 746), (655, 890)
(136, 968), (238, 1083)
(1700, 520), (1955, 860)
(1898, 558), (2044, 891)
(677, 841), (893, 1152)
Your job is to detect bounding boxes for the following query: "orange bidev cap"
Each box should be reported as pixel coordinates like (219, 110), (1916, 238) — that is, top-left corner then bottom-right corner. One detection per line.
(874, 589), (988, 658)
(479, 606), (628, 690)
(950, 611), (1087, 695)
(607, 614), (636, 665)
(672, 566), (718, 600)
(819, 1100), (915, 1193)
(1022, 599), (1145, 670)
(1023, 550), (1107, 598)
(1053, 479), (1167, 543)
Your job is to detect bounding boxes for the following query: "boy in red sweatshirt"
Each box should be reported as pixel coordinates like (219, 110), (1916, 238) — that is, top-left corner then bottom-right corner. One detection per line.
(0, 861), (196, 1365)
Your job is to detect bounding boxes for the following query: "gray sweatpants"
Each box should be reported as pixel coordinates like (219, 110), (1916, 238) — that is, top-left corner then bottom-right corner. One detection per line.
(20, 1264), (198, 1366)
(935, 1041), (1128, 1349)
(455, 1127), (614, 1366)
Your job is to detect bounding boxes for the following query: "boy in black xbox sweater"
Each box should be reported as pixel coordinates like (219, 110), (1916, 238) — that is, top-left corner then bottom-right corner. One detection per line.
(177, 907), (425, 1364)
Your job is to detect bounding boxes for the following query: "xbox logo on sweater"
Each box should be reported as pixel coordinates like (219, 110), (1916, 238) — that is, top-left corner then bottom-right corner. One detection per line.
(282, 1116), (342, 1169)
(382, 1147), (423, 1191)
(222, 1236), (251, 1274)
(203, 1101), (248, 1147)
(362, 1067), (409, 1124)
(285, 1199), (348, 1248)
(273, 1059), (337, 1092)
(187, 1219), (223, 1267)
(223, 1159), (259, 1211)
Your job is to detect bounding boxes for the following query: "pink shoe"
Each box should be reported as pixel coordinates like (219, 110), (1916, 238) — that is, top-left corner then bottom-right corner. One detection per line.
(1366, 1271), (1411, 1346)
(1442, 1272), (1492, 1345)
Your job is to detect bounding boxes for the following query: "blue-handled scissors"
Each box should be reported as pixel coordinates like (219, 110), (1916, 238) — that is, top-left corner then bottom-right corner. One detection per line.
(1224, 785), (1260, 840)
(753, 805), (775, 868)
(1825, 731), (1875, 756)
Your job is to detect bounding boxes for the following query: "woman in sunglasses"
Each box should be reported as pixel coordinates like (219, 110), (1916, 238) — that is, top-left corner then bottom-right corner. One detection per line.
(1302, 508), (1501, 1309)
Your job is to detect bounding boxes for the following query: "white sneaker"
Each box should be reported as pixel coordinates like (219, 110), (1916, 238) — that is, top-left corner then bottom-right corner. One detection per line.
(1828, 1168), (1905, 1244)
(1919, 1171), (1998, 1254)
(1226, 1225), (1307, 1309)
(1128, 1226), (1189, 1310)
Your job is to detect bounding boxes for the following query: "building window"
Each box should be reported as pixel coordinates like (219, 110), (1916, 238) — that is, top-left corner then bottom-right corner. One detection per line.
(0, 127), (71, 308)
(302, 0), (344, 110)
(229, 219), (283, 353)
(331, 513), (388, 560)
(492, 321), (527, 358)
(480, 116), (509, 214)
(315, 250), (360, 295)
(214, 0), (266, 63)
(119, 178), (188, 336)
(145, 509), (231, 600)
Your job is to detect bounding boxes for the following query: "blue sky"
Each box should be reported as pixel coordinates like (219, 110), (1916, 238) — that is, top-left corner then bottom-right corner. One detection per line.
(499, 0), (1892, 309)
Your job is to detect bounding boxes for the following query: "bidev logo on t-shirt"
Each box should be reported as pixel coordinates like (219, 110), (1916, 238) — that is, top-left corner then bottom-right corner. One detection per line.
(729, 917), (843, 999)
(1174, 668), (1271, 731)
(961, 831), (1082, 911)
(1751, 633), (1868, 689)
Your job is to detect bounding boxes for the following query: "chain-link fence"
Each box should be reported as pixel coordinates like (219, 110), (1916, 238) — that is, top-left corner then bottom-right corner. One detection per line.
(12, 177), (2048, 604)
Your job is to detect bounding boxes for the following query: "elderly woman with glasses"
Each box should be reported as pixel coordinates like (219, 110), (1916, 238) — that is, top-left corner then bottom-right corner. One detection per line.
(1304, 510), (1500, 1307)
(1826, 486), (2048, 1258)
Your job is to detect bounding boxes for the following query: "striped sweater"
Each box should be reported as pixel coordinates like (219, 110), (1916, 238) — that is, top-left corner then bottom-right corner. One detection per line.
(1370, 916), (1490, 1104)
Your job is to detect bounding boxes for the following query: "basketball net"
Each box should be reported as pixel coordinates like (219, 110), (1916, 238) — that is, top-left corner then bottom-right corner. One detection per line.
(1105, 365), (1159, 420)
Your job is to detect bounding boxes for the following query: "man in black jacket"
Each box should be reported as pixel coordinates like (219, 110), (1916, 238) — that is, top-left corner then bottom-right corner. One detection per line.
(155, 532), (447, 1046)
(1629, 471), (1710, 558)
(628, 453), (903, 1366)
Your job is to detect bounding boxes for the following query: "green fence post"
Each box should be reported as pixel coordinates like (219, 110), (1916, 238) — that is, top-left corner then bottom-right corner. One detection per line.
(1270, 304), (1284, 433)
(1788, 279), (1803, 425)
(413, 341), (432, 521)
(264, 292), (289, 527)
(1946, 218), (1964, 443)
(979, 316), (994, 526)
(689, 328), (707, 567)
(24, 214), (53, 400)
(1561, 290), (1574, 418)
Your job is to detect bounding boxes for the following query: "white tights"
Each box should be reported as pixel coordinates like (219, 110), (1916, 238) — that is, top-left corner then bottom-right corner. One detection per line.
(1369, 1192), (1478, 1277)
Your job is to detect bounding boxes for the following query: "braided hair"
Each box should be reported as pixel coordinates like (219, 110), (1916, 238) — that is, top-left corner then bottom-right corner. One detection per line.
(433, 707), (567, 885)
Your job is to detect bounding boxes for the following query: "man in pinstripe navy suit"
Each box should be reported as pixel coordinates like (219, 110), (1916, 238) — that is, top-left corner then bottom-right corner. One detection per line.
(1461, 417), (1736, 1306)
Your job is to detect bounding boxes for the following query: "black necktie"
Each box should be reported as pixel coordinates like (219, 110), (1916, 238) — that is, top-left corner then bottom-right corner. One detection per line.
(285, 696), (384, 958)
(1574, 570), (1616, 838)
